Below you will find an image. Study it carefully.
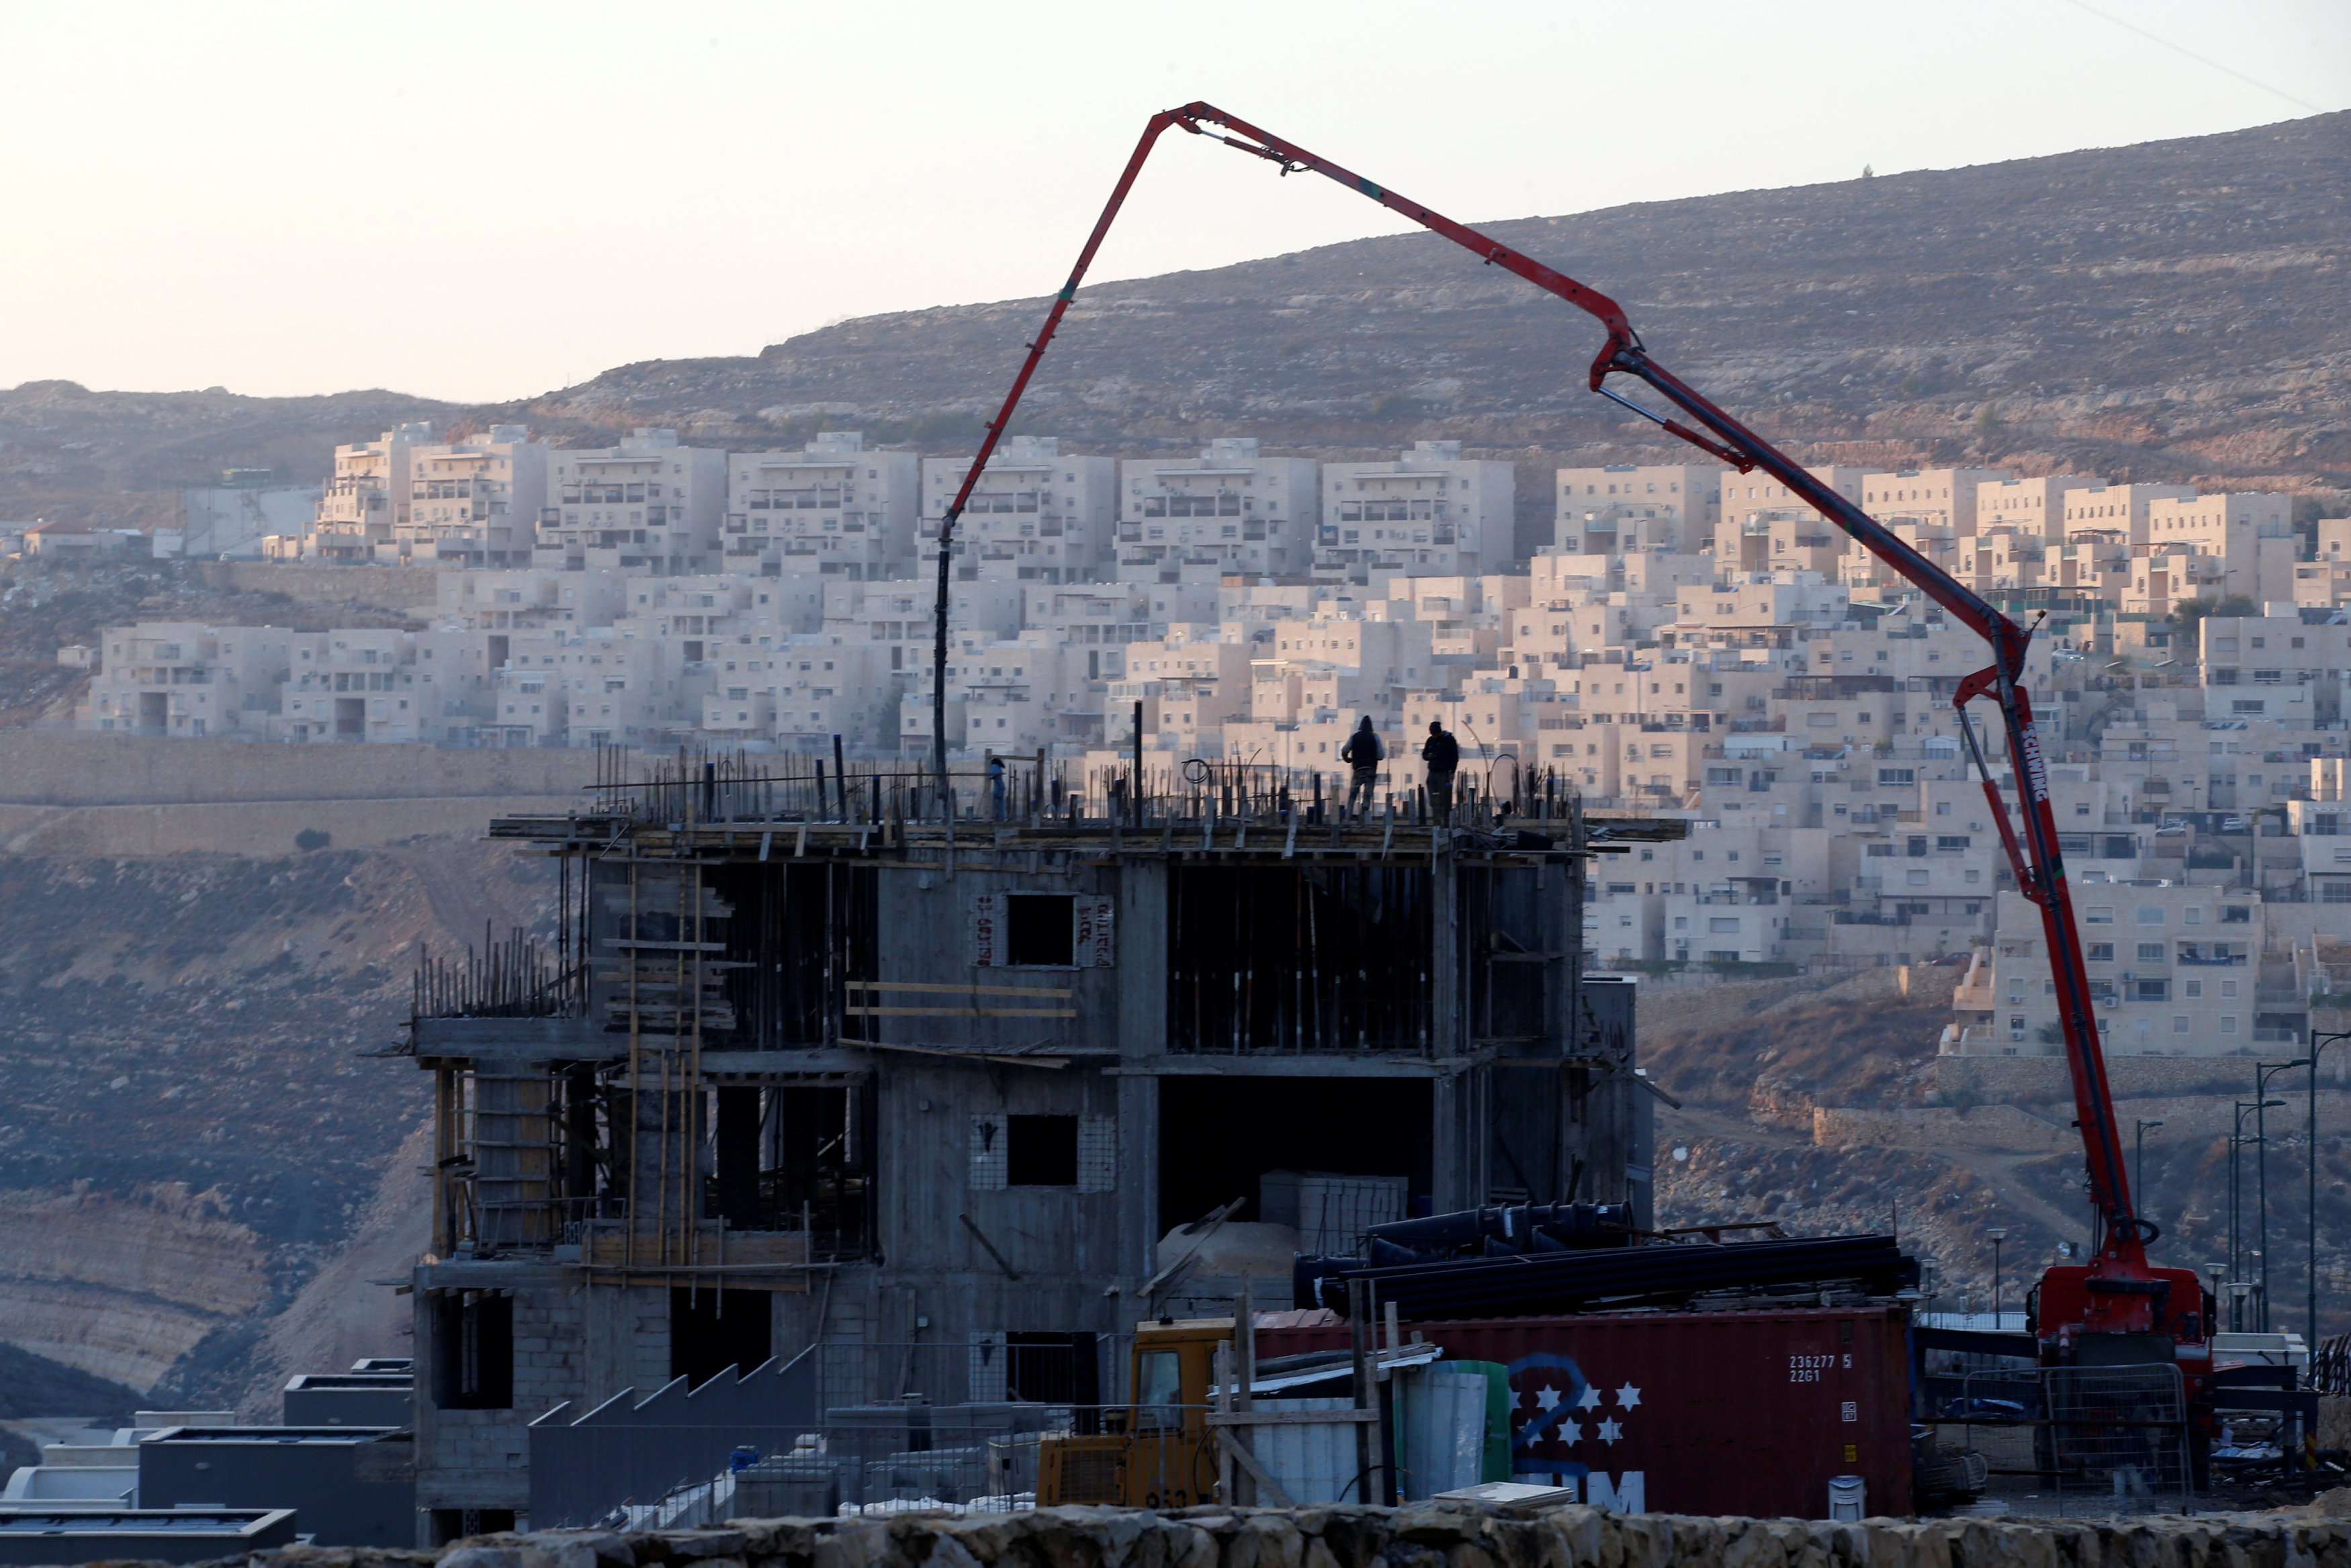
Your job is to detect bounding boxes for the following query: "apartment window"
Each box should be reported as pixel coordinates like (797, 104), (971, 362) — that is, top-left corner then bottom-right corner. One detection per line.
(2136, 943), (2166, 962)
(2221, 1015), (2239, 1035)
(2135, 907), (2165, 926)
(2085, 907), (2115, 925)
(2088, 943), (2115, 962)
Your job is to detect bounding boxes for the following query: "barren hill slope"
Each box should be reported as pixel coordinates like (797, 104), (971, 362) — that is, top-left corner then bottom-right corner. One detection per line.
(0, 839), (552, 1407)
(519, 109), (2351, 496)
(8, 111), (2346, 537)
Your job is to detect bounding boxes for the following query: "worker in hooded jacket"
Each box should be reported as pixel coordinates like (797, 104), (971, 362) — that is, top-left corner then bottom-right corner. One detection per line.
(1338, 715), (1383, 819)
(1422, 719), (1460, 824)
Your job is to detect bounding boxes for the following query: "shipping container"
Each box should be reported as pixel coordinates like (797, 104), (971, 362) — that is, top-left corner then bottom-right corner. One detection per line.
(1255, 1305), (1912, 1519)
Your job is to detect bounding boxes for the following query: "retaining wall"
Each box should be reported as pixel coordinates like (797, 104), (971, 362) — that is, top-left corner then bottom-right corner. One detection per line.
(1812, 1104), (2074, 1154)
(195, 560), (441, 608)
(1927, 1052), (2348, 1101)
(0, 795), (584, 857)
(1814, 1091), (2351, 1155)
(0, 731), (603, 807)
(141, 1499), (2351, 1568)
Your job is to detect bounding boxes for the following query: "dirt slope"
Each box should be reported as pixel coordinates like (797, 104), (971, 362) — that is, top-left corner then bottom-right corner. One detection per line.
(0, 839), (551, 1408)
(9, 111), (2347, 542)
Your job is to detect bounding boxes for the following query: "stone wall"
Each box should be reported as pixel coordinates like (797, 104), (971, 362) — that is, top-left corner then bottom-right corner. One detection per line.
(164, 1498), (2351, 1568)
(1815, 1091), (2351, 1156)
(1929, 1052), (2350, 1101)
(196, 560), (441, 609)
(0, 730), (602, 807)
(1812, 1105), (2074, 1155)
(0, 794), (584, 856)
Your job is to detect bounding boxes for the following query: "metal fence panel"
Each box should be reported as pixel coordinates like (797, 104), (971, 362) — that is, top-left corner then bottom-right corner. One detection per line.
(1949, 1364), (2190, 1514)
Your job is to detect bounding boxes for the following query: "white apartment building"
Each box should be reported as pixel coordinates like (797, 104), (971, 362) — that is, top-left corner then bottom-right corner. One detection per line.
(728, 432), (920, 580)
(1109, 630), (1254, 759)
(1973, 473), (2100, 541)
(539, 429), (727, 575)
(1554, 464), (1718, 556)
(1716, 465), (1876, 575)
(1949, 885), (2286, 1058)
(2059, 481), (2199, 545)
(756, 639), (898, 753)
(2130, 492), (2299, 610)
(1857, 467), (2012, 536)
(2201, 612), (2351, 728)
(904, 638), (1104, 759)
(437, 569), (629, 639)
(391, 426), (547, 567)
(292, 422), (435, 563)
(922, 436), (1117, 584)
(84, 622), (294, 737)
(276, 629), (432, 743)
(1317, 441), (1513, 581)
(1118, 438), (1315, 582)
(486, 631), (680, 749)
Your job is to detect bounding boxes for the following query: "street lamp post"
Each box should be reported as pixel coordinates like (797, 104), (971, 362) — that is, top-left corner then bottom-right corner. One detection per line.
(2255, 1060), (2310, 1333)
(2230, 1100), (2259, 1298)
(2311, 1030), (2349, 1348)
(1988, 1227), (2009, 1327)
(2135, 1118), (2165, 1222)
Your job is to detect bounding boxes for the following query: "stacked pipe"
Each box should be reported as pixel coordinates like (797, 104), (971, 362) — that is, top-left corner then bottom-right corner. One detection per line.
(1362, 1202), (1634, 1266)
(1292, 1232), (1918, 1319)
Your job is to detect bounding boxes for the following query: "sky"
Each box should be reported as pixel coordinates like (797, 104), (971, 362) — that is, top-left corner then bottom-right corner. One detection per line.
(1, 0), (2344, 405)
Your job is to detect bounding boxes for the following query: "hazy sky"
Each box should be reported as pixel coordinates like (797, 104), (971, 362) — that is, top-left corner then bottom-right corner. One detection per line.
(2, 0), (2344, 404)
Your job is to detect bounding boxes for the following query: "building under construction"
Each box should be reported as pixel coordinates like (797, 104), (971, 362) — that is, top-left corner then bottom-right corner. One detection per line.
(396, 755), (1681, 1539)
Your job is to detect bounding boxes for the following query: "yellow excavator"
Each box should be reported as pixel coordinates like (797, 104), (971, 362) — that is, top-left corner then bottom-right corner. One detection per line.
(1037, 1318), (1229, 1508)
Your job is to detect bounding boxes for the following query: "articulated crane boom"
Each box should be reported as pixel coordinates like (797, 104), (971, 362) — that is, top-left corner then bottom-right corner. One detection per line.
(929, 101), (2205, 1358)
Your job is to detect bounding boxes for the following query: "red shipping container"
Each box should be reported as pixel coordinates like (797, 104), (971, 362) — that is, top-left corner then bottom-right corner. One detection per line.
(1255, 1305), (1912, 1519)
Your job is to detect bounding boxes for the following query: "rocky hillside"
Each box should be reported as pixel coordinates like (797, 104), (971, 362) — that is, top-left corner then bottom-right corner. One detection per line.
(0, 384), (455, 531)
(503, 108), (2351, 504)
(1644, 968), (2351, 1335)
(7, 111), (2346, 543)
(0, 841), (552, 1409)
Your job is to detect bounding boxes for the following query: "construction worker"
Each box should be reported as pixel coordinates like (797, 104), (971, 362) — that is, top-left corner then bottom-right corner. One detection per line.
(1338, 716), (1383, 818)
(986, 753), (1006, 821)
(1422, 719), (1460, 824)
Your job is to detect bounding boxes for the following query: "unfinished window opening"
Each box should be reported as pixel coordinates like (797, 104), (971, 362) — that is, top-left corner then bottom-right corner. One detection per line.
(431, 1291), (513, 1410)
(713, 863), (878, 1047)
(670, 1287), (772, 1388)
(1170, 866), (1433, 1053)
(1005, 894), (1076, 966)
(1007, 1114), (1079, 1186)
(1006, 1331), (1101, 1403)
(705, 1082), (873, 1258)
(429, 1510), (517, 1546)
(1157, 1075), (1428, 1244)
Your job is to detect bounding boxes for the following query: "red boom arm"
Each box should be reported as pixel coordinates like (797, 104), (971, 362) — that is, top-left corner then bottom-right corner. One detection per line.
(928, 102), (2158, 1321)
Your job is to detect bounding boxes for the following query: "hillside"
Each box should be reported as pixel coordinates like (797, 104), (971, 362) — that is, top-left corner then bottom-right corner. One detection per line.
(1642, 968), (2351, 1334)
(5, 111), (2346, 542)
(506, 109), (2351, 502)
(0, 839), (553, 1408)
